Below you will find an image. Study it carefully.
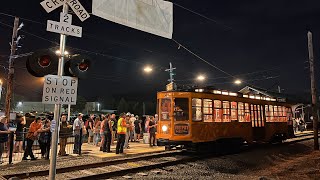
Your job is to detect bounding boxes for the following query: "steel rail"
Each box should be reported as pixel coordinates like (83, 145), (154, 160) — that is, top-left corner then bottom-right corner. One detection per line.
(3, 150), (183, 179)
(3, 132), (317, 180)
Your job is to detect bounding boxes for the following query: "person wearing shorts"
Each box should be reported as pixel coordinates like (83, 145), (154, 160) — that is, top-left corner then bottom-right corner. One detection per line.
(14, 115), (25, 153)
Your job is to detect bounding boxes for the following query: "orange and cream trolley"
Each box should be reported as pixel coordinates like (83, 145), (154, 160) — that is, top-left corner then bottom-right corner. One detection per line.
(156, 87), (293, 150)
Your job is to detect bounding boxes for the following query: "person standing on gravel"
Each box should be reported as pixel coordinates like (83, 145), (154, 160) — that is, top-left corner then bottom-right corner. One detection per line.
(93, 116), (101, 146)
(0, 116), (11, 163)
(124, 113), (131, 149)
(73, 113), (84, 154)
(129, 114), (136, 142)
(100, 116), (107, 151)
(38, 119), (51, 159)
(110, 114), (117, 146)
(59, 115), (71, 156)
(14, 114), (25, 153)
(86, 114), (94, 144)
(103, 114), (113, 152)
(134, 116), (142, 142)
(148, 116), (157, 147)
(116, 113), (128, 154)
(23, 117), (42, 160)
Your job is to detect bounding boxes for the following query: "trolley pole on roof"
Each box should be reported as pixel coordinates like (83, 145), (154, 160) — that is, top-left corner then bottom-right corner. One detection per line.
(307, 31), (319, 150)
(165, 62), (176, 83)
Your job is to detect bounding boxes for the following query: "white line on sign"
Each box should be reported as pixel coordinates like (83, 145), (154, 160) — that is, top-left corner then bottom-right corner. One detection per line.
(40, 0), (66, 13)
(67, 0), (90, 22)
(47, 20), (82, 37)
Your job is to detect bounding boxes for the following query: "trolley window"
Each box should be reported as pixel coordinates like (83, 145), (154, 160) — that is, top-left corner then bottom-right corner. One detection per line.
(238, 102), (245, 122)
(222, 101), (230, 122)
(251, 104), (255, 127)
(203, 99), (213, 122)
(265, 105), (271, 122)
(279, 106), (286, 122)
(231, 102), (237, 121)
(160, 98), (171, 121)
(214, 100), (222, 122)
(269, 105), (274, 122)
(174, 98), (189, 121)
(244, 103), (250, 122)
(273, 106), (279, 122)
(192, 98), (202, 121)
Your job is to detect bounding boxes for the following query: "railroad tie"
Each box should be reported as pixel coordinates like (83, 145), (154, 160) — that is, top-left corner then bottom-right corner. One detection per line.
(80, 170), (96, 175)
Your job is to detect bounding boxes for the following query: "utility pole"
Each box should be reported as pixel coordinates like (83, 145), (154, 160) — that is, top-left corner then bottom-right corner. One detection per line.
(307, 31), (319, 150)
(5, 17), (19, 120)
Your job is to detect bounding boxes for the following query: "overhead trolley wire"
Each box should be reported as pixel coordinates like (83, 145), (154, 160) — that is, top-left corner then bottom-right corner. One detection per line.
(173, 2), (232, 31)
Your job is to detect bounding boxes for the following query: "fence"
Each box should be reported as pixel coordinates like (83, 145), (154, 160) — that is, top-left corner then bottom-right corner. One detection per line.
(0, 128), (84, 165)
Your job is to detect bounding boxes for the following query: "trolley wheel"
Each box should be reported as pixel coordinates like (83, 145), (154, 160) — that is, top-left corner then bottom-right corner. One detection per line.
(165, 145), (172, 151)
(176, 145), (184, 150)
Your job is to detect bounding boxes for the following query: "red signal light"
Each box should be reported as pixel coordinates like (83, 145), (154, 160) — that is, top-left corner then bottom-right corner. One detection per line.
(38, 55), (51, 68)
(78, 61), (89, 71)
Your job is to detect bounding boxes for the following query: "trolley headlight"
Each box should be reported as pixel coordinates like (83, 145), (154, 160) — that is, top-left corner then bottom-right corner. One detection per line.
(162, 125), (168, 132)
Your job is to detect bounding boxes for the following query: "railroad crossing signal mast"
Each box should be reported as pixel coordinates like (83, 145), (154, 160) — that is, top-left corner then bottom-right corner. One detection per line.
(40, 0), (90, 179)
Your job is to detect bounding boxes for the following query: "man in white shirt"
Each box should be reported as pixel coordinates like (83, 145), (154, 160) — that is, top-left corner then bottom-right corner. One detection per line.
(129, 114), (136, 142)
(73, 113), (84, 154)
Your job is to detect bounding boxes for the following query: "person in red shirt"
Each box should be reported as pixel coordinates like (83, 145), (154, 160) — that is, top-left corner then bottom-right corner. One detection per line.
(22, 117), (42, 160)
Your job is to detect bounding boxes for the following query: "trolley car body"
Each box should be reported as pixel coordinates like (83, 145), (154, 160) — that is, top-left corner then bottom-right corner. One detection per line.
(156, 89), (293, 149)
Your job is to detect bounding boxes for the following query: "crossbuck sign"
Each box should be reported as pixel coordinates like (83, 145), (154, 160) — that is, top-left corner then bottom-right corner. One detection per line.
(42, 75), (78, 105)
(41, 0), (90, 37)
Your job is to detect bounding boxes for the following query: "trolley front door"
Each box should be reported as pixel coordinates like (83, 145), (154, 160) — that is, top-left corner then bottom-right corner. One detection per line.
(251, 104), (266, 141)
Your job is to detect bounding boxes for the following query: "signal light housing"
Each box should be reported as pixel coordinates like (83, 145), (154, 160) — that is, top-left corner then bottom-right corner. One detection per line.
(26, 50), (92, 79)
(26, 49), (58, 77)
(64, 54), (92, 79)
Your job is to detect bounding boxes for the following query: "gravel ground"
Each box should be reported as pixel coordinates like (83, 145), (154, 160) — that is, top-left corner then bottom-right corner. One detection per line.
(0, 155), (104, 176)
(1, 139), (319, 180)
(110, 140), (318, 180)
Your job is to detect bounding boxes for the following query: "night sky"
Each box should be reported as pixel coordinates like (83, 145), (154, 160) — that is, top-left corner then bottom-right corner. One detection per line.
(0, 0), (320, 103)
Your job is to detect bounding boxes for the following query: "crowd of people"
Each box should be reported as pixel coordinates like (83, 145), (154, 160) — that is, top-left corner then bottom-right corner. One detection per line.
(293, 117), (307, 133)
(0, 112), (159, 163)
(0, 114), (54, 163)
(73, 112), (158, 154)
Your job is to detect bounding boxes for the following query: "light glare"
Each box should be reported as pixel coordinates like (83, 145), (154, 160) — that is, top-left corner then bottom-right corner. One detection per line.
(144, 66), (153, 73)
(55, 50), (69, 55)
(234, 79), (242, 84)
(197, 75), (205, 81)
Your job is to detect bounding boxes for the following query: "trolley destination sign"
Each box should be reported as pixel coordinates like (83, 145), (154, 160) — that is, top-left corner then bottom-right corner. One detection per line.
(42, 75), (78, 105)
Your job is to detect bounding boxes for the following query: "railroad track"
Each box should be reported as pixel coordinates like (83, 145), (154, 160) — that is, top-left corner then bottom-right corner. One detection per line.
(3, 150), (185, 179)
(3, 132), (318, 180)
